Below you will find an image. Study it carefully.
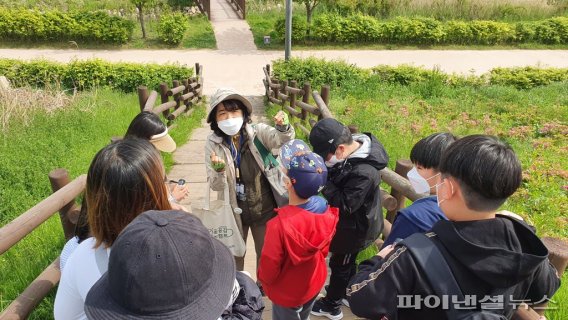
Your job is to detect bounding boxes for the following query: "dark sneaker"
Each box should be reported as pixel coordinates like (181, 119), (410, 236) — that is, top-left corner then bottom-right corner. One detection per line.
(323, 285), (350, 308)
(311, 298), (343, 320)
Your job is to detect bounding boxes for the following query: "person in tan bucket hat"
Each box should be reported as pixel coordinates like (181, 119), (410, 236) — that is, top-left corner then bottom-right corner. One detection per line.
(125, 111), (189, 208)
(205, 87), (295, 286)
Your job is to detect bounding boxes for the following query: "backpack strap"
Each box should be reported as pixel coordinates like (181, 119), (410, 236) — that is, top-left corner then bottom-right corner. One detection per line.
(402, 233), (465, 320)
(253, 136), (279, 169)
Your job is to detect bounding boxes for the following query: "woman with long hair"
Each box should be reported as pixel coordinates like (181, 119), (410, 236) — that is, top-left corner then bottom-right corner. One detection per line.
(54, 138), (172, 320)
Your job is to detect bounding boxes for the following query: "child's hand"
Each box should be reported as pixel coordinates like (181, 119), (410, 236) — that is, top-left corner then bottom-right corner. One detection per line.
(377, 244), (395, 258)
(274, 111), (289, 126)
(210, 151), (226, 172)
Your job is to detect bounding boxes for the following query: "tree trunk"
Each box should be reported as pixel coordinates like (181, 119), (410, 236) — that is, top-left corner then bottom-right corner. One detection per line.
(306, 6), (312, 38)
(137, 4), (147, 39)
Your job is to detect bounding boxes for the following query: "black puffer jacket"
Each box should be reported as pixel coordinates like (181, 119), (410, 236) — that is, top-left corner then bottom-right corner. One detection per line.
(346, 215), (561, 320)
(322, 133), (389, 254)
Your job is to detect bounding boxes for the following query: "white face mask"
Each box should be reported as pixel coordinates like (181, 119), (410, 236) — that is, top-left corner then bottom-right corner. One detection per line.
(407, 167), (440, 195)
(325, 155), (342, 168)
(217, 117), (243, 136)
(435, 179), (453, 207)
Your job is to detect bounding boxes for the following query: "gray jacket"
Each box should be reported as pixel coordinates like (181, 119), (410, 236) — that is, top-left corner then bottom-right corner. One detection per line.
(205, 122), (295, 226)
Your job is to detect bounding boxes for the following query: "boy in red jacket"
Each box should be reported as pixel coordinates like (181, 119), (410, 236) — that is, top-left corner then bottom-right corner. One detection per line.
(258, 140), (339, 320)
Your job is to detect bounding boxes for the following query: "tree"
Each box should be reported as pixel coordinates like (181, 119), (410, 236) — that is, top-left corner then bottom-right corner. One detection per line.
(294, 0), (321, 35)
(131, 0), (155, 39)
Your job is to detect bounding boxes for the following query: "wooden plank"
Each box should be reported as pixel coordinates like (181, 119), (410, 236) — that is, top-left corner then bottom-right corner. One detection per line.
(0, 175), (86, 255)
(0, 258), (61, 320)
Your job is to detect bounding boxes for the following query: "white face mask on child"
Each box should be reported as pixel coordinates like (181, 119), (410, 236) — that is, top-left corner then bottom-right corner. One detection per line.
(407, 167), (440, 195)
(325, 155), (342, 168)
(217, 117), (243, 136)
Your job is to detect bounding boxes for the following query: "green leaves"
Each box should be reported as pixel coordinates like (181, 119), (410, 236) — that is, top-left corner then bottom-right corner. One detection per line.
(0, 8), (134, 43)
(276, 13), (568, 46)
(157, 12), (189, 45)
(0, 59), (194, 92)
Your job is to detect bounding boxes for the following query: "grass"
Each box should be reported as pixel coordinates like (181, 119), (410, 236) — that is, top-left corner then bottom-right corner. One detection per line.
(264, 70), (567, 318)
(0, 15), (216, 50)
(0, 87), (206, 319)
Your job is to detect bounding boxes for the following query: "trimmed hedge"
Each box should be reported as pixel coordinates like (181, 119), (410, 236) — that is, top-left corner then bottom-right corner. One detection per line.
(0, 59), (194, 92)
(0, 8), (134, 44)
(272, 57), (568, 89)
(274, 14), (568, 45)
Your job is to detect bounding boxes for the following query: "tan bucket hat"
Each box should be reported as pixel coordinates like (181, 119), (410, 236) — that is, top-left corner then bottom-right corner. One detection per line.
(149, 128), (176, 152)
(207, 87), (253, 123)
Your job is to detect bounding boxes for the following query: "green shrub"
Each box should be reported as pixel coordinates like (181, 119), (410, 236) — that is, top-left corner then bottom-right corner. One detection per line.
(158, 12), (189, 45)
(273, 16), (308, 42)
(290, 14), (567, 45)
(515, 22), (538, 42)
(0, 8), (134, 43)
(535, 17), (568, 44)
(272, 57), (369, 89)
(468, 20), (516, 44)
(272, 57), (568, 90)
(490, 66), (568, 89)
(0, 59), (194, 92)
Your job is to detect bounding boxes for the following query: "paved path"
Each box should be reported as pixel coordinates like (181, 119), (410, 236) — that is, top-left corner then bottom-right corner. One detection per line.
(209, 0), (256, 51)
(1, 49), (567, 95)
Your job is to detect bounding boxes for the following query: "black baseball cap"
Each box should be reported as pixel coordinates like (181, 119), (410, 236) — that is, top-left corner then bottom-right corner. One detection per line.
(84, 210), (236, 320)
(309, 118), (347, 158)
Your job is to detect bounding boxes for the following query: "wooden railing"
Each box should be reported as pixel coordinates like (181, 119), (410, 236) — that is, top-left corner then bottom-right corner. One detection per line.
(0, 169), (85, 320)
(195, 0), (211, 18)
(229, 0), (246, 19)
(137, 63), (203, 128)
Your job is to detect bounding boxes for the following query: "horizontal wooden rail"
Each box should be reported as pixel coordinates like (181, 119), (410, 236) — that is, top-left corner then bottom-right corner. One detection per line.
(296, 101), (321, 116)
(0, 257), (61, 320)
(0, 175), (86, 255)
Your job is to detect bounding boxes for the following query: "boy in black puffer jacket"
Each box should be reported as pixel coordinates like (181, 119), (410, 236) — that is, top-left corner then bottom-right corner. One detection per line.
(347, 135), (561, 320)
(309, 118), (389, 319)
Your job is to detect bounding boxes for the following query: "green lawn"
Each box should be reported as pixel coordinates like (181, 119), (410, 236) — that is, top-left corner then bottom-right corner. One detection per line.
(0, 88), (205, 319)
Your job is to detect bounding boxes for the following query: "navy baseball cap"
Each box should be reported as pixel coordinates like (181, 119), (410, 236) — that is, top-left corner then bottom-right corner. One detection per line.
(288, 152), (328, 199)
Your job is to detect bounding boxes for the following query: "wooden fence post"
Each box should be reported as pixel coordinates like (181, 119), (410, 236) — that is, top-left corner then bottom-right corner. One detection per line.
(48, 169), (78, 240)
(386, 160), (413, 223)
(320, 85), (330, 120)
(301, 82), (310, 120)
(182, 79), (190, 107)
(137, 86), (149, 112)
(159, 83), (170, 118)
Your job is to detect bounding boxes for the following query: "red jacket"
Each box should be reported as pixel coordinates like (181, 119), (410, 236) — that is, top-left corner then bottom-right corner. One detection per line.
(258, 204), (339, 307)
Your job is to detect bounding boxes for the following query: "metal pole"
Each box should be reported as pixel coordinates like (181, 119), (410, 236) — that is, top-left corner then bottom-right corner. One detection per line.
(284, 0), (292, 61)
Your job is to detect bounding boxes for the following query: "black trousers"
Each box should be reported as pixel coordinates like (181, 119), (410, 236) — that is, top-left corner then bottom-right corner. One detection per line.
(326, 252), (358, 303)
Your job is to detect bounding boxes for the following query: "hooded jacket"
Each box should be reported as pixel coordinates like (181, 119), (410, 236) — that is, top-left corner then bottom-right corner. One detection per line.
(346, 215), (561, 320)
(205, 122), (294, 233)
(322, 133), (389, 254)
(258, 205), (339, 307)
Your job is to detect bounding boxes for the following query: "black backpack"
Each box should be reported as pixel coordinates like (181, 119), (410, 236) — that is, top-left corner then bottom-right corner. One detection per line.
(402, 233), (510, 320)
